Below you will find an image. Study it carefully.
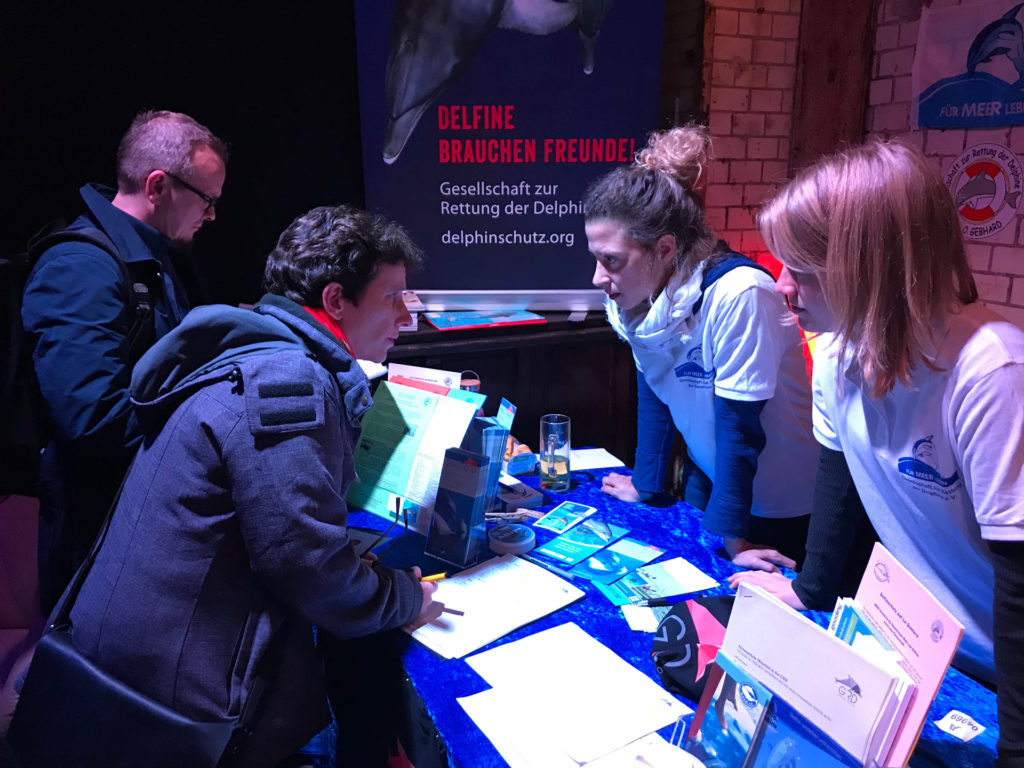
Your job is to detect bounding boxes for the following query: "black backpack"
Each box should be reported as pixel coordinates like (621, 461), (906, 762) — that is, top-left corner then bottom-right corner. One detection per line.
(0, 221), (155, 498)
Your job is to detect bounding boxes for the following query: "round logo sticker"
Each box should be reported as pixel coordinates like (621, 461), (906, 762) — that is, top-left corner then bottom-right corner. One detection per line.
(945, 143), (1023, 240)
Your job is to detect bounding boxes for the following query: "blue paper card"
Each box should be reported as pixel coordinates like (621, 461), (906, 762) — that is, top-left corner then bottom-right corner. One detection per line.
(569, 537), (664, 584)
(594, 556), (718, 606)
(685, 653), (773, 766)
(533, 500), (596, 533)
(533, 519), (629, 566)
(495, 398), (516, 430)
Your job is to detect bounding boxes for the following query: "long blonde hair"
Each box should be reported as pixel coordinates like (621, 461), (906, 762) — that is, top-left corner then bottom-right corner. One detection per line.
(758, 140), (977, 397)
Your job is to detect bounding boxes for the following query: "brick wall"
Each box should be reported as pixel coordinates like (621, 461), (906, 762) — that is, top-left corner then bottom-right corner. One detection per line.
(699, 0), (802, 274)
(869, 0), (1024, 326)
(691, 0), (1024, 323)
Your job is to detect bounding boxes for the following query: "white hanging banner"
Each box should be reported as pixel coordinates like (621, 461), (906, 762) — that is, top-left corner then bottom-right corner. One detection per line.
(914, 0), (1024, 128)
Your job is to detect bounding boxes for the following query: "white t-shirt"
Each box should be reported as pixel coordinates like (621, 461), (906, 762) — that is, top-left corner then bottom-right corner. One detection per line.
(607, 262), (818, 520)
(812, 303), (1024, 680)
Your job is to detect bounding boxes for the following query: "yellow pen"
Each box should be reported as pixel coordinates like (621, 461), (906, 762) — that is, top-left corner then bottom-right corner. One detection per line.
(421, 571), (447, 583)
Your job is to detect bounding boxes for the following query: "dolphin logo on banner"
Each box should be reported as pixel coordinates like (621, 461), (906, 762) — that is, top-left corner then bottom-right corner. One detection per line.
(917, 2), (1024, 127)
(382, 0), (616, 163)
(967, 2), (1024, 85)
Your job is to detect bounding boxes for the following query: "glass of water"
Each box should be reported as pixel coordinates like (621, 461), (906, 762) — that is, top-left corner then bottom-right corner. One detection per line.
(539, 413), (571, 492)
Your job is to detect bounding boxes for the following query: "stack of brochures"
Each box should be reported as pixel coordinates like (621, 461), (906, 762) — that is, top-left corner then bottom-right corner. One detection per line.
(424, 447), (491, 567)
(686, 651), (861, 767)
(349, 363), (517, 537)
(686, 543), (964, 768)
(720, 582), (915, 765)
(837, 543), (965, 767)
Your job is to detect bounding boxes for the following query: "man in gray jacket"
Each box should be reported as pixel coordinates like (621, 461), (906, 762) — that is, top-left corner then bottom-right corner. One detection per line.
(63, 205), (440, 765)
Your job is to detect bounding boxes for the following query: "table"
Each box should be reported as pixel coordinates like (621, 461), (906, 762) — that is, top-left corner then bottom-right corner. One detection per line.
(351, 466), (999, 767)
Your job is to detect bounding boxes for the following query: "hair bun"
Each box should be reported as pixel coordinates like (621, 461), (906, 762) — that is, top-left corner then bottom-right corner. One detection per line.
(634, 125), (712, 190)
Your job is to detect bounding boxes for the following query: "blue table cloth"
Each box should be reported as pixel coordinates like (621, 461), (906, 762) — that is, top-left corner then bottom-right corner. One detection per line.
(350, 466), (998, 767)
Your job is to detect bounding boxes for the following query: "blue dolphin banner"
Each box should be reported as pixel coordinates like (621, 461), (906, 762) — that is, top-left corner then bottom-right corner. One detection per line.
(354, 0), (665, 295)
(914, 0), (1024, 128)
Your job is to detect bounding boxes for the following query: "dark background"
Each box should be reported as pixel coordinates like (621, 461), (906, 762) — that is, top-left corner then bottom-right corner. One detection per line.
(2, 0), (365, 307)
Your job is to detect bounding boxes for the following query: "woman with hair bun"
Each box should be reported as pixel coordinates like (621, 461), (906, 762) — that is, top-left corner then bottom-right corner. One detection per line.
(583, 125), (822, 572)
(732, 139), (1024, 763)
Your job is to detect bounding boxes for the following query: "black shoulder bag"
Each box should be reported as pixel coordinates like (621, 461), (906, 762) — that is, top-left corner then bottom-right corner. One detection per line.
(7, 470), (237, 767)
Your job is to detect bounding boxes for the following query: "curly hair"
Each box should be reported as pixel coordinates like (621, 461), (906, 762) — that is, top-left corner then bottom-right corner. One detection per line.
(263, 205), (423, 307)
(583, 125), (717, 281)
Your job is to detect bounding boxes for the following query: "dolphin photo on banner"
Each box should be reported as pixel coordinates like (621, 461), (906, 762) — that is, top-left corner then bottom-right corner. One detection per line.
(913, 0), (1024, 128)
(353, 0), (665, 297)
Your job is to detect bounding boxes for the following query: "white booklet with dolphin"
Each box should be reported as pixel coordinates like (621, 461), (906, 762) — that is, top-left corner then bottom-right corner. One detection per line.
(722, 583), (916, 766)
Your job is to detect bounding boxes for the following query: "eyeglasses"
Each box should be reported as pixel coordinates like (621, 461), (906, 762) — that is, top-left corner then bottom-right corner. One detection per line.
(163, 171), (219, 211)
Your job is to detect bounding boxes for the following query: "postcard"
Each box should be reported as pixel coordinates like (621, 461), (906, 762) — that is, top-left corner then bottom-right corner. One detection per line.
(533, 500), (597, 533)
(533, 519), (629, 566)
(595, 556), (718, 606)
(569, 537), (664, 584)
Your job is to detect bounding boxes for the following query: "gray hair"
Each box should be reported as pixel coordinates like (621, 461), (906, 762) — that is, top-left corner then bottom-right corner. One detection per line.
(116, 110), (229, 193)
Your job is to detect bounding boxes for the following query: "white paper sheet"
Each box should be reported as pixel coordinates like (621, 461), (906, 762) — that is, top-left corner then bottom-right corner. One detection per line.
(465, 622), (691, 763)
(457, 688), (577, 768)
(457, 688), (700, 768)
(621, 604), (661, 632)
(570, 448), (626, 470)
(405, 554), (585, 659)
(636, 557), (719, 597)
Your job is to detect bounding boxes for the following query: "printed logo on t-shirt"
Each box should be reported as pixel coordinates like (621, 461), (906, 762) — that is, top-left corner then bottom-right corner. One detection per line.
(897, 435), (962, 500)
(673, 347), (714, 388)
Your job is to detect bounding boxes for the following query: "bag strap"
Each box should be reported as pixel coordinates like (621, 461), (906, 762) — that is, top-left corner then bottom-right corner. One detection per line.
(49, 421), (290, 741)
(47, 361), (243, 629)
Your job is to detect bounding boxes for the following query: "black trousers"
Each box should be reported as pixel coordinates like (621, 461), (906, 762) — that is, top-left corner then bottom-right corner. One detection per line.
(320, 630), (446, 768)
(681, 458), (810, 570)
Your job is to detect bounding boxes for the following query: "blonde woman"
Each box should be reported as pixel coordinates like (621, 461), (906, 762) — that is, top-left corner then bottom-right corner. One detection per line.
(733, 140), (1024, 763)
(584, 126), (819, 571)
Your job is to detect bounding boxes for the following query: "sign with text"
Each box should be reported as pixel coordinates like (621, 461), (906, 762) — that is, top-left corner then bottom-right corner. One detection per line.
(944, 143), (1022, 240)
(914, 0), (1024, 128)
(354, 0), (665, 295)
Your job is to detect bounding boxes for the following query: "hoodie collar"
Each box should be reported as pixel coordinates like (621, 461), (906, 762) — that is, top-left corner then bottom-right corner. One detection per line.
(605, 262), (707, 351)
(130, 295), (371, 427)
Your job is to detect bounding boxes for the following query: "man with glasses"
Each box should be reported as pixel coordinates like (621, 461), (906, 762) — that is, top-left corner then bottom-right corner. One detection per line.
(21, 109), (228, 614)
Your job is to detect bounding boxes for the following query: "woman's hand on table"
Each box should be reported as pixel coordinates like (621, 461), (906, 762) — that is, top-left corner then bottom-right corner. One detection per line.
(723, 537), (795, 573)
(728, 570), (808, 611)
(600, 472), (650, 503)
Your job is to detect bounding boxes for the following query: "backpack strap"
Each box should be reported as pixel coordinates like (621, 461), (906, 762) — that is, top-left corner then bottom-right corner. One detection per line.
(29, 225), (155, 364)
(691, 251), (774, 316)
